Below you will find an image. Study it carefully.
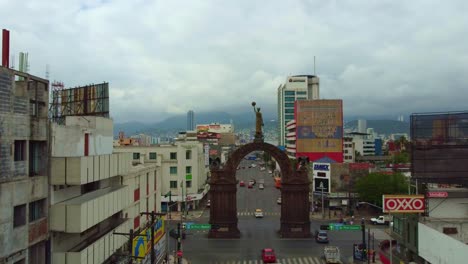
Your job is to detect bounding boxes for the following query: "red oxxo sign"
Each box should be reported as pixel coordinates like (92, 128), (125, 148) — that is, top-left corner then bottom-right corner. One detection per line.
(382, 195), (425, 213)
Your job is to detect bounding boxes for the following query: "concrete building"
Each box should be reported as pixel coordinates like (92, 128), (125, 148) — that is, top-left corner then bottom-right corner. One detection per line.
(49, 116), (161, 264)
(285, 119), (296, 159)
(0, 67), (49, 264)
(343, 137), (355, 163)
(187, 110), (195, 131)
(277, 75), (319, 147)
(114, 139), (208, 213)
(346, 132), (375, 156)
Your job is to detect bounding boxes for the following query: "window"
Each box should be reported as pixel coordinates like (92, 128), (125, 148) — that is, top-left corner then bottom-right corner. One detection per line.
(14, 140), (26, 161)
(285, 114), (294, 120)
(186, 181), (192, 188)
(149, 152), (157, 160)
(170, 167), (177, 174)
(170, 181), (178, 188)
(284, 103), (295, 108)
(14, 204), (26, 227)
(285, 109), (294, 114)
(170, 152), (177, 160)
(186, 150), (192, 160)
(297, 97), (307, 100)
(29, 241), (46, 264)
(296, 91), (307, 95)
(284, 91), (295, 96)
(186, 166), (192, 174)
(133, 153), (140, 160)
(284, 97), (295, 102)
(29, 199), (46, 222)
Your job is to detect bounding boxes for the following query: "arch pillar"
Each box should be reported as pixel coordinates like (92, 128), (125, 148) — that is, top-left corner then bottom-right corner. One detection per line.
(208, 169), (240, 238)
(280, 169), (311, 238)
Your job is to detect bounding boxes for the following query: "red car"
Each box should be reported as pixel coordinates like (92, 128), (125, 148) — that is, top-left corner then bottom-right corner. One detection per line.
(261, 248), (276, 263)
(248, 183), (253, 188)
(239, 181), (245, 187)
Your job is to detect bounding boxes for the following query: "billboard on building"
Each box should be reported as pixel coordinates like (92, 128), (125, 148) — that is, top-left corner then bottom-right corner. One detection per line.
(50, 82), (109, 123)
(382, 195), (425, 213)
(411, 111), (468, 184)
(295, 100), (343, 162)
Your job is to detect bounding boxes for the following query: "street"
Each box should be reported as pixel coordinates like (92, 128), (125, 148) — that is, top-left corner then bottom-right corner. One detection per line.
(167, 157), (389, 264)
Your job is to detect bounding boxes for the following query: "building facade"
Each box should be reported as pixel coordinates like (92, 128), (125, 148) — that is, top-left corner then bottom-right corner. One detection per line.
(343, 137), (355, 163)
(0, 67), (49, 264)
(49, 116), (161, 264)
(346, 132), (375, 157)
(277, 75), (319, 147)
(114, 139), (208, 213)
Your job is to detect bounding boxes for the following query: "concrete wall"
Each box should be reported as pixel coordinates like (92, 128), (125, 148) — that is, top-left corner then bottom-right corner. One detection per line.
(51, 116), (113, 157)
(428, 198), (468, 219)
(0, 67), (49, 262)
(419, 223), (468, 264)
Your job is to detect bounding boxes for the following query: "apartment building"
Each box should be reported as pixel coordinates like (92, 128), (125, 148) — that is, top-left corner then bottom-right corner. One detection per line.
(49, 116), (160, 264)
(0, 67), (49, 264)
(346, 132), (375, 156)
(343, 137), (355, 163)
(114, 139), (208, 213)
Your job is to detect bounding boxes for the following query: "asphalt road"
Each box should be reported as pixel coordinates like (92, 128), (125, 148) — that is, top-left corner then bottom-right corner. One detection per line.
(168, 158), (387, 264)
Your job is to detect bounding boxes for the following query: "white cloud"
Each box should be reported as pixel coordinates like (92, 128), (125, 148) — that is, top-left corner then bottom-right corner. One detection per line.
(1, 0), (468, 122)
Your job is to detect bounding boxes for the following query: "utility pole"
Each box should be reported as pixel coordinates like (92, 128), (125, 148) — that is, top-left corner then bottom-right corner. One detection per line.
(368, 227), (371, 264)
(140, 211), (166, 264)
(113, 229), (146, 263)
(361, 218), (366, 261)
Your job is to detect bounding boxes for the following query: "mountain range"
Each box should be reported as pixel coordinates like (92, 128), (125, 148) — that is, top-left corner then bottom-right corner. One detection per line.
(114, 111), (410, 137)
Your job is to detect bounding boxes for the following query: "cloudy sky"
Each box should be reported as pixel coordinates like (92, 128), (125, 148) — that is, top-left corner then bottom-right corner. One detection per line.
(2, 0), (468, 122)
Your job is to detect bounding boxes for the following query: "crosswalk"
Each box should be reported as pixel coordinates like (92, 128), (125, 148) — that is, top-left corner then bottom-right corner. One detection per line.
(237, 212), (280, 216)
(210, 256), (326, 264)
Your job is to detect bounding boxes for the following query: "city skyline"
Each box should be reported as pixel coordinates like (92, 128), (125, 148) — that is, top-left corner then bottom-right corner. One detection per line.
(2, 1), (468, 123)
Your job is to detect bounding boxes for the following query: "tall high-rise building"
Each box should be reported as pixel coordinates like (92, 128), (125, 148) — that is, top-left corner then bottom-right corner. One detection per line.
(187, 110), (195, 131)
(357, 119), (367, 133)
(277, 75), (319, 146)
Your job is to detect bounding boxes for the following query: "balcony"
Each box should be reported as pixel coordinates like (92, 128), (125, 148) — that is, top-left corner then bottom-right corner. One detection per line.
(286, 131), (296, 137)
(50, 186), (129, 233)
(52, 219), (130, 264)
(51, 153), (131, 185)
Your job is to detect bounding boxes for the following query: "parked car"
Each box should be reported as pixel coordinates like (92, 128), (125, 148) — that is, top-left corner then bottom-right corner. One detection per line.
(254, 209), (264, 218)
(370, 215), (393, 225)
(261, 248), (277, 263)
(239, 181), (245, 187)
(315, 230), (329, 243)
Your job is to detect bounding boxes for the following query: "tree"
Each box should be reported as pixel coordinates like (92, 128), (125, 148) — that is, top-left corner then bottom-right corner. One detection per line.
(355, 172), (409, 208)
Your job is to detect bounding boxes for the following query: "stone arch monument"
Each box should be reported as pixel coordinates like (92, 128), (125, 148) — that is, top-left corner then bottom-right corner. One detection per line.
(208, 141), (311, 238)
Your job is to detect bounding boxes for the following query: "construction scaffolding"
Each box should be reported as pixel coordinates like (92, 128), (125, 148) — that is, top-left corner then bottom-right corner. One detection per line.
(49, 82), (109, 124)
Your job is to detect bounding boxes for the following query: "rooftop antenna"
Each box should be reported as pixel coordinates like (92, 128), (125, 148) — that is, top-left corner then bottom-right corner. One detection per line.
(45, 64), (49, 79)
(314, 56), (316, 75)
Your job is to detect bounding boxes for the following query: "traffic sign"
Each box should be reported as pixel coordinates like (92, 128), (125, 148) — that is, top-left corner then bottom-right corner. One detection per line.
(314, 178), (329, 193)
(329, 224), (361, 231)
(187, 224), (211, 230)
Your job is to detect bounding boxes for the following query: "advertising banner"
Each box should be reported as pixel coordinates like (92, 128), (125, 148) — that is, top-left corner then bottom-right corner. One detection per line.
(132, 217), (166, 262)
(382, 195), (425, 213)
(296, 100), (343, 153)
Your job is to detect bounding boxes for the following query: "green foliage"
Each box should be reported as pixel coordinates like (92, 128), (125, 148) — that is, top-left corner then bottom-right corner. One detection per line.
(355, 172), (409, 207)
(391, 152), (410, 164)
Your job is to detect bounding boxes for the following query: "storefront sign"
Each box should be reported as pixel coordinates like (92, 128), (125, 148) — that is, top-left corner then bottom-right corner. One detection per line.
(383, 195), (425, 213)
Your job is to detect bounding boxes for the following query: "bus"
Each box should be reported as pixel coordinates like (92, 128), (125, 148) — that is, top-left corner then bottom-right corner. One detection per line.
(274, 177), (282, 189)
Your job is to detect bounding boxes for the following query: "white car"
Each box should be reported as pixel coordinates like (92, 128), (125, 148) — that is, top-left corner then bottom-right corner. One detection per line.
(260, 167), (266, 171)
(277, 197), (282, 204)
(255, 209), (264, 218)
(259, 184), (264, 190)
